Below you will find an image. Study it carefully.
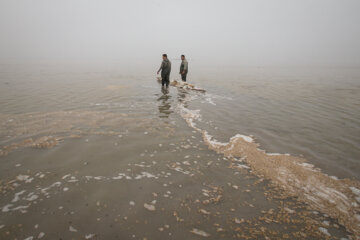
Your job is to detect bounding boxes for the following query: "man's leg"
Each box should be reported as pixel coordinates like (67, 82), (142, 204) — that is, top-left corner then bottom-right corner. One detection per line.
(161, 74), (165, 87)
(165, 73), (170, 87)
(181, 73), (187, 82)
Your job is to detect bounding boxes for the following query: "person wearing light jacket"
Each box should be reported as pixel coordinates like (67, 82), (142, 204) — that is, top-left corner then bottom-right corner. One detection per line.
(179, 55), (188, 82)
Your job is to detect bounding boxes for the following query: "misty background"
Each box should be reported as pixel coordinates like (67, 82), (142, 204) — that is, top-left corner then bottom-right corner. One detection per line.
(0, 0), (359, 69)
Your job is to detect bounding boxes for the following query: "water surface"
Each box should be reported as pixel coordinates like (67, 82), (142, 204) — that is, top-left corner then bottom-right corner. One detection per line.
(0, 64), (359, 239)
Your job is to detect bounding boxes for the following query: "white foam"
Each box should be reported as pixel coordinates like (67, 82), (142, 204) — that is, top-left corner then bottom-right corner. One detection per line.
(134, 163), (151, 168)
(16, 175), (33, 183)
(2, 204), (13, 212)
(12, 190), (26, 203)
(67, 179), (78, 183)
(318, 227), (331, 236)
(267, 153), (282, 156)
(167, 164), (191, 176)
(38, 232), (45, 239)
(10, 205), (29, 213)
(204, 97), (216, 105)
(85, 234), (95, 239)
(231, 134), (253, 143)
(299, 162), (315, 168)
(69, 226), (78, 232)
(350, 187), (360, 197)
(112, 176), (123, 180)
(62, 174), (71, 179)
(236, 164), (250, 169)
(93, 176), (104, 180)
(144, 203), (155, 211)
(25, 193), (38, 201)
(203, 131), (227, 147)
(190, 228), (210, 237)
(177, 104), (202, 129)
(135, 172), (157, 179)
(41, 182), (61, 195)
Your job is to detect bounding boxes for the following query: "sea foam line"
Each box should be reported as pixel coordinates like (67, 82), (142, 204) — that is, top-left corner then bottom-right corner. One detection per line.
(177, 97), (360, 237)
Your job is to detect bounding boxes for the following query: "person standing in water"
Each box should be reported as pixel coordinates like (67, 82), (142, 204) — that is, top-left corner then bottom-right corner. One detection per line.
(179, 55), (188, 82)
(157, 54), (171, 87)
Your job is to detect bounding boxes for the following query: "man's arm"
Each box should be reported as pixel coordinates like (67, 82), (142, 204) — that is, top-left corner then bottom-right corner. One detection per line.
(157, 61), (164, 74)
(183, 61), (188, 71)
(181, 61), (188, 74)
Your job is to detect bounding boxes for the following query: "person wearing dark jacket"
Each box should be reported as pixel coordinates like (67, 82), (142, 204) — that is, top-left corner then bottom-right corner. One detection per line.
(179, 55), (188, 82)
(157, 54), (171, 87)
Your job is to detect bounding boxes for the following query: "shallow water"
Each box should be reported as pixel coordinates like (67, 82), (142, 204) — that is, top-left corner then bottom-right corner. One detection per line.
(190, 65), (360, 180)
(0, 64), (359, 239)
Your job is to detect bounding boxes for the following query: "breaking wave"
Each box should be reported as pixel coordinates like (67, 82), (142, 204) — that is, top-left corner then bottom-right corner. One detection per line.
(177, 92), (360, 237)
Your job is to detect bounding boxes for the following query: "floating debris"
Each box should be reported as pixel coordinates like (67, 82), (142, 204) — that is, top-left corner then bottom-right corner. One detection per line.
(38, 232), (45, 239)
(284, 207), (295, 214)
(16, 175), (33, 183)
(85, 234), (96, 239)
(199, 209), (211, 215)
(190, 228), (210, 237)
(234, 218), (245, 224)
(12, 190), (26, 202)
(144, 203), (155, 211)
(69, 226), (78, 232)
(173, 211), (184, 222)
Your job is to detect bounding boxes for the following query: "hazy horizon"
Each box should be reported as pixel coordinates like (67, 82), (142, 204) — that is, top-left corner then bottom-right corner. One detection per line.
(1, 0), (359, 68)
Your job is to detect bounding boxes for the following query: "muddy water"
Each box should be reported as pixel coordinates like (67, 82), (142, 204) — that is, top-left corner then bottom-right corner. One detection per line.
(0, 65), (359, 239)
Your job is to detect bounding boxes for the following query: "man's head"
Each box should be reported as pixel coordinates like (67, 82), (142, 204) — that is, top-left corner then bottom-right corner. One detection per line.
(181, 55), (185, 60)
(162, 54), (167, 60)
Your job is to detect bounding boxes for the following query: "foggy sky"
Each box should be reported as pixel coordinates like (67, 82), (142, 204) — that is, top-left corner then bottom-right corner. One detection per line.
(0, 0), (359, 67)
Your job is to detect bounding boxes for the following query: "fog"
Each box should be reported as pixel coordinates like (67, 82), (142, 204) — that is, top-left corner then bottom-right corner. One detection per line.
(0, 0), (359, 68)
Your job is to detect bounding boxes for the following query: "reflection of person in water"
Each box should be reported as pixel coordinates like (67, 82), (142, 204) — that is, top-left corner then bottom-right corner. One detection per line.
(157, 87), (173, 118)
(176, 87), (189, 108)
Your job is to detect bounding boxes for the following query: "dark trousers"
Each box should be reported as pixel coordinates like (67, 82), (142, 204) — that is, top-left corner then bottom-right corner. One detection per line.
(181, 73), (187, 82)
(161, 73), (170, 87)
